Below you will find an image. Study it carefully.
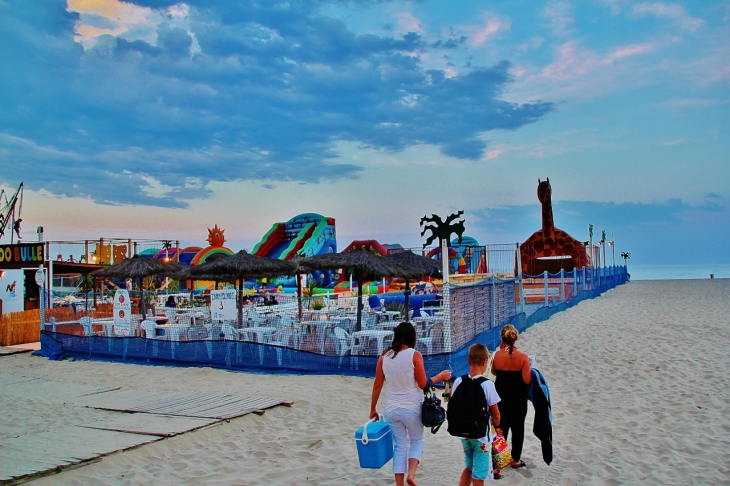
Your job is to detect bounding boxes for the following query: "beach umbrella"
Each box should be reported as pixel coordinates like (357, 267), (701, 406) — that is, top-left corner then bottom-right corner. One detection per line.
(385, 250), (442, 321)
(296, 250), (422, 331)
(92, 255), (182, 315)
(171, 266), (236, 304)
(186, 250), (297, 326)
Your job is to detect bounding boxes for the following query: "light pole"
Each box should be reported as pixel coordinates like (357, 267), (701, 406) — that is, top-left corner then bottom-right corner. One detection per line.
(588, 223), (594, 267)
(611, 231), (616, 267)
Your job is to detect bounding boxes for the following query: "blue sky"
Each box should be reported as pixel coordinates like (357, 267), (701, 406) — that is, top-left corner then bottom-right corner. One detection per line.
(1, 0), (728, 265)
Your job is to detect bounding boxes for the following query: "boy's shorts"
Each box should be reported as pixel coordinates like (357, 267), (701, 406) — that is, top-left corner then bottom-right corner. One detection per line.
(461, 438), (492, 480)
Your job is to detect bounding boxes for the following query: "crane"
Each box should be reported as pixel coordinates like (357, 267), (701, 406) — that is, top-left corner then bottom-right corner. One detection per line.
(0, 182), (24, 243)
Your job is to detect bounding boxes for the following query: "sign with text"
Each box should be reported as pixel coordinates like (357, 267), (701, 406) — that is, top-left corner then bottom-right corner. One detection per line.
(0, 269), (24, 314)
(211, 289), (237, 321)
(0, 243), (44, 266)
(113, 289), (132, 336)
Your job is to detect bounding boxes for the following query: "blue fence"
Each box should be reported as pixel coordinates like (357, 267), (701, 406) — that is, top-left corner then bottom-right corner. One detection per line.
(37, 266), (629, 377)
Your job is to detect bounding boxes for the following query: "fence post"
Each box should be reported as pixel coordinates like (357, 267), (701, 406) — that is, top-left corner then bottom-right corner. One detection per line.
(48, 260), (53, 309)
(515, 243), (525, 314)
(441, 238), (451, 354)
(560, 269), (565, 302)
(491, 278), (496, 329)
(582, 267), (586, 292)
(543, 270), (549, 306)
(573, 267), (577, 298)
(39, 283), (45, 332)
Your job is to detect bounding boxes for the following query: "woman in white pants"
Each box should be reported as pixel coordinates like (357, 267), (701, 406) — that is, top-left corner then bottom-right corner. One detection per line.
(370, 322), (450, 486)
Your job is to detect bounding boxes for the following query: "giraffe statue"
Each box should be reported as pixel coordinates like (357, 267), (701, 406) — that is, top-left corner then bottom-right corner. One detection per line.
(538, 179), (554, 231)
(519, 178), (588, 275)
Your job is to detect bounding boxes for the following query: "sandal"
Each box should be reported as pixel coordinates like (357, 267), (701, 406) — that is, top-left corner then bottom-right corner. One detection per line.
(511, 460), (527, 469)
(493, 471), (503, 480)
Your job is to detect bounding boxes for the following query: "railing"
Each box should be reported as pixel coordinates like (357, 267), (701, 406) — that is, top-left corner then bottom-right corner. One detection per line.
(393, 244), (518, 276)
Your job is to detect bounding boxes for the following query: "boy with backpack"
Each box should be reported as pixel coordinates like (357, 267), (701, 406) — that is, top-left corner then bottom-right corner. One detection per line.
(447, 343), (502, 484)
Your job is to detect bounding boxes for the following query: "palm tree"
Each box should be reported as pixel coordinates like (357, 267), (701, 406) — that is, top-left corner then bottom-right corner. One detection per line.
(78, 273), (94, 311)
(620, 252), (631, 266)
(303, 277), (319, 309)
(161, 240), (173, 260)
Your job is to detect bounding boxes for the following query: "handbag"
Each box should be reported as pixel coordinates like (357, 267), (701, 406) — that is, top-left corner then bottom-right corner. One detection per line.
(491, 426), (513, 470)
(421, 379), (446, 434)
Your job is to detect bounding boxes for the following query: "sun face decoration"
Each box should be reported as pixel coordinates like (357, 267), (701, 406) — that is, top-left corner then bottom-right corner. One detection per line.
(207, 224), (227, 247)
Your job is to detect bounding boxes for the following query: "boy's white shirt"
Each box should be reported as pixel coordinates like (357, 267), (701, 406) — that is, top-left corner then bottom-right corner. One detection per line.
(451, 374), (501, 445)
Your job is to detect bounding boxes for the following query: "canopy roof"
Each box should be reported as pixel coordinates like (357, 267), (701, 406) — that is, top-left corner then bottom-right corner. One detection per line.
(91, 255), (182, 279)
(185, 250), (297, 280)
(295, 250), (422, 279)
(384, 250), (442, 277)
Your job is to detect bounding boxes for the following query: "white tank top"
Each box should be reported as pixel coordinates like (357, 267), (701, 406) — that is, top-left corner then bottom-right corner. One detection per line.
(382, 348), (422, 415)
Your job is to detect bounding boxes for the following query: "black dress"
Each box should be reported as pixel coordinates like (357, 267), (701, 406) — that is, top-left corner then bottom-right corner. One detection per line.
(494, 368), (529, 462)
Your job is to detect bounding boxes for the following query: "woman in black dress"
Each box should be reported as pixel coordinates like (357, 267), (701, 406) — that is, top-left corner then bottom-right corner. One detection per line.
(491, 324), (531, 469)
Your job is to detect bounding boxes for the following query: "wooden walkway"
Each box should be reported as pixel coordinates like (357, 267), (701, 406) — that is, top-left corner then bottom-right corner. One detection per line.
(0, 427), (160, 484)
(0, 372), (289, 484)
(81, 414), (218, 437)
(76, 389), (290, 420)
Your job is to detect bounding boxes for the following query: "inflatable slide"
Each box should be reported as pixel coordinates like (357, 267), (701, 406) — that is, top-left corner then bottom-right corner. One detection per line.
(252, 213), (336, 260)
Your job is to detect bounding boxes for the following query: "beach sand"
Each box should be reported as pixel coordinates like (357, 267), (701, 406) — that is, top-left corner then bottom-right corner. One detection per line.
(3, 279), (729, 485)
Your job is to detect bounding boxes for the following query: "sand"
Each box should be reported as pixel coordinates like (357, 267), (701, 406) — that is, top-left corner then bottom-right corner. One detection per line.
(2, 279), (729, 485)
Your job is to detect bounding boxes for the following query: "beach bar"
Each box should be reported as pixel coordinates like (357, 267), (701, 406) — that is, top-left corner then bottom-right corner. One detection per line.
(36, 246), (629, 376)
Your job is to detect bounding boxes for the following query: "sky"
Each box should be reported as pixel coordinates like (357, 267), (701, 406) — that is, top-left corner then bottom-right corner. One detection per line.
(0, 0), (728, 265)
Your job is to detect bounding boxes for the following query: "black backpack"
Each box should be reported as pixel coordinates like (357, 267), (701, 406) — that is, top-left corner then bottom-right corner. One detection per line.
(446, 375), (490, 439)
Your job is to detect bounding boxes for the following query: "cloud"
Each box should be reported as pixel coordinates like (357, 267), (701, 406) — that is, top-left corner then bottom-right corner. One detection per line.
(542, 1), (575, 37)
(541, 40), (655, 81)
(631, 2), (705, 31)
(470, 195), (730, 264)
(471, 17), (509, 46)
(0, 0), (553, 207)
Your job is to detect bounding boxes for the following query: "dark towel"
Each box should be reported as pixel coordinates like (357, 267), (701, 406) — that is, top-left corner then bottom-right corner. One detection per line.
(529, 368), (553, 465)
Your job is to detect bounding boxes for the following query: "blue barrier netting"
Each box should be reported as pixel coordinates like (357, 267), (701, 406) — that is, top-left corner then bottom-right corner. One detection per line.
(37, 267), (629, 377)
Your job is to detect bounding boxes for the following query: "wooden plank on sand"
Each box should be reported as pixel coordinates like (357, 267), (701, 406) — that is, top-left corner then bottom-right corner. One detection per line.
(0, 427), (158, 483)
(78, 389), (288, 420)
(80, 413), (217, 437)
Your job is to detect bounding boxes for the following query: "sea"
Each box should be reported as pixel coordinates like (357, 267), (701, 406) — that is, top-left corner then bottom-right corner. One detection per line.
(627, 264), (730, 281)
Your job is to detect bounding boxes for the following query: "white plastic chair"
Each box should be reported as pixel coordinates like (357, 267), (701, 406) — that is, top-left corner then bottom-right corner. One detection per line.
(334, 327), (360, 369)
(164, 309), (177, 323)
(80, 316), (93, 336)
(361, 312), (379, 330)
(221, 322), (237, 340)
(140, 320), (158, 339)
(333, 327), (351, 355)
(140, 319), (160, 357)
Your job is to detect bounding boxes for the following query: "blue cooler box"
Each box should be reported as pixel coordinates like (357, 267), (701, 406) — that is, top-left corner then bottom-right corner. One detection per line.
(355, 419), (393, 469)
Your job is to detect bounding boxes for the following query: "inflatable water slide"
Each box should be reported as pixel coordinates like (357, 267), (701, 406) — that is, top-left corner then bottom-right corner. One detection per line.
(252, 213), (336, 260)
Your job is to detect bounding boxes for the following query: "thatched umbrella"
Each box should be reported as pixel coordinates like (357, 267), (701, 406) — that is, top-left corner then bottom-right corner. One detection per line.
(186, 250), (297, 326)
(385, 250), (442, 321)
(171, 267), (236, 303)
(91, 255), (182, 315)
(296, 250), (422, 331)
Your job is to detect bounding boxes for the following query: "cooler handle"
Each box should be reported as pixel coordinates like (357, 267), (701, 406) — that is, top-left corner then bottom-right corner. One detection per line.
(361, 418), (377, 444)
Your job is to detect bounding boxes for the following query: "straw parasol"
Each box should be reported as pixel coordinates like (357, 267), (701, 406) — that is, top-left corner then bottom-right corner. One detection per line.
(171, 266), (237, 302)
(385, 250), (442, 321)
(91, 255), (183, 315)
(296, 250), (422, 331)
(185, 250), (297, 326)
